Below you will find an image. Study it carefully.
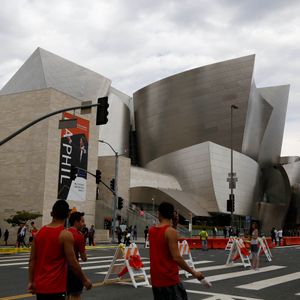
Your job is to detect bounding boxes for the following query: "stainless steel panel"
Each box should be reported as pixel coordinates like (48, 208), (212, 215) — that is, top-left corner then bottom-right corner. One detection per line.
(134, 55), (255, 166)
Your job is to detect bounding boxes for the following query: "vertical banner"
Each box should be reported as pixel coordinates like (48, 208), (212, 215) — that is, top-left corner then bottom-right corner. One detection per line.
(57, 112), (89, 202)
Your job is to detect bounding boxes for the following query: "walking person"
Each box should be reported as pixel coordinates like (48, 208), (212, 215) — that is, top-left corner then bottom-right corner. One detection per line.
(223, 227), (227, 238)
(250, 222), (259, 271)
(277, 228), (283, 246)
(199, 228), (209, 251)
(133, 225), (137, 241)
(67, 212), (87, 300)
(29, 222), (38, 247)
(149, 202), (206, 300)
(88, 225), (95, 246)
(270, 227), (276, 245)
(28, 200), (92, 299)
(4, 229), (9, 246)
(144, 226), (149, 242)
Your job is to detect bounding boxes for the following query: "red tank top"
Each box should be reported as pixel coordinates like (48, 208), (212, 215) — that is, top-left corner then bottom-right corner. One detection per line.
(34, 225), (67, 294)
(149, 225), (179, 287)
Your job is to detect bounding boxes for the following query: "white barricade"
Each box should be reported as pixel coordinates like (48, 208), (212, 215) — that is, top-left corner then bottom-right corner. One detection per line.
(258, 237), (272, 262)
(104, 243), (149, 288)
(226, 238), (251, 268)
(178, 240), (195, 278)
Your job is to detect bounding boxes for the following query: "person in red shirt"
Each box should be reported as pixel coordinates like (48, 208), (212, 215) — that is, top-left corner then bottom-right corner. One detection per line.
(28, 200), (92, 300)
(67, 212), (87, 300)
(149, 202), (205, 300)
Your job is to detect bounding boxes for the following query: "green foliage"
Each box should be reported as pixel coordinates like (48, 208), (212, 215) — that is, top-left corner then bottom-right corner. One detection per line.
(5, 210), (42, 227)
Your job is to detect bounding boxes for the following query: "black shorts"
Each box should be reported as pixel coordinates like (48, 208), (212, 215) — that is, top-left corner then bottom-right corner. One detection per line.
(36, 293), (66, 300)
(250, 244), (259, 253)
(152, 282), (188, 300)
(67, 268), (83, 295)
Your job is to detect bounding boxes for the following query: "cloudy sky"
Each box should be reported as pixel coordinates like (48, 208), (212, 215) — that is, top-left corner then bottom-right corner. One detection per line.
(0, 0), (300, 156)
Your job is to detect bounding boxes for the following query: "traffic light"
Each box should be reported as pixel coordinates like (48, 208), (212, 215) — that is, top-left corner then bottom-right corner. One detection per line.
(227, 194), (235, 213)
(96, 97), (109, 125)
(95, 170), (101, 184)
(110, 178), (115, 191)
(70, 165), (78, 181)
(117, 197), (124, 209)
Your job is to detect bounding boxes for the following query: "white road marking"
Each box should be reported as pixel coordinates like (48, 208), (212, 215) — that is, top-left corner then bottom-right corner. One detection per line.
(95, 260), (213, 274)
(237, 271), (300, 290)
(185, 265), (286, 283)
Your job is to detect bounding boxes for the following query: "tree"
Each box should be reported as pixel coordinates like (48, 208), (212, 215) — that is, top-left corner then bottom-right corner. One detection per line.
(5, 210), (42, 227)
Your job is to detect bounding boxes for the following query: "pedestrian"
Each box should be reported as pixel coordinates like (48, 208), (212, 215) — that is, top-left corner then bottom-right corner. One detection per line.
(144, 226), (149, 242)
(67, 212), (87, 300)
(4, 229), (9, 246)
(223, 227), (227, 238)
(149, 202), (205, 300)
(213, 227), (217, 238)
(29, 221), (38, 247)
(278, 228), (283, 246)
(88, 225), (95, 246)
(270, 227), (276, 245)
(250, 222), (259, 271)
(116, 226), (122, 244)
(229, 226), (234, 237)
(28, 199), (92, 299)
(133, 225), (137, 241)
(199, 228), (209, 251)
(17, 224), (27, 247)
(81, 225), (89, 245)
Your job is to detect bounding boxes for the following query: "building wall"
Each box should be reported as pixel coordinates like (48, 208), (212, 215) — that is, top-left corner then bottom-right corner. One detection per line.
(134, 55), (255, 166)
(146, 142), (259, 216)
(96, 156), (131, 229)
(0, 88), (99, 240)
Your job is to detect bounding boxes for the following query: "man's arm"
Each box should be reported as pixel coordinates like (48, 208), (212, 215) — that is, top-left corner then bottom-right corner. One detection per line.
(166, 227), (204, 281)
(79, 235), (87, 262)
(60, 230), (92, 289)
(28, 239), (36, 293)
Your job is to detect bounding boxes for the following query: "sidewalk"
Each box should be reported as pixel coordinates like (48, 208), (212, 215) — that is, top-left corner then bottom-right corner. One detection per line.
(0, 237), (148, 254)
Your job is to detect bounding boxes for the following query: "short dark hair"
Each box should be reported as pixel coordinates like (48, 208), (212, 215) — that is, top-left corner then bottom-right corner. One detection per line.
(69, 212), (85, 226)
(52, 200), (70, 220)
(158, 202), (174, 220)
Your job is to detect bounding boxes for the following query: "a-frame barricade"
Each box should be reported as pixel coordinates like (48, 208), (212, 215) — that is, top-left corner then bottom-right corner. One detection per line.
(104, 243), (149, 288)
(226, 238), (251, 268)
(258, 237), (272, 262)
(145, 234), (150, 248)
(178, 240), (195, 278)
(225, 237), (235, 251)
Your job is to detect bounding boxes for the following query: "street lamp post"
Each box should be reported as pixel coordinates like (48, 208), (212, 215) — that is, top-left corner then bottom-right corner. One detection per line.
(99, 140), (119, 243)
(230, 104), (238, 227)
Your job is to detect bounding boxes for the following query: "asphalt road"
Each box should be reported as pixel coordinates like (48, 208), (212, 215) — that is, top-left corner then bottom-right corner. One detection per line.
(0, 245), (300, 300)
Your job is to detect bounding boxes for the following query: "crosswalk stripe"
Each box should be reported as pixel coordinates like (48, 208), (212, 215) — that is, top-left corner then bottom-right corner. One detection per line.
(185, 265), (286, 283)
(0, 254), (29, 259)
(95, 260), (213, 274)
(237, 271), (300, 290)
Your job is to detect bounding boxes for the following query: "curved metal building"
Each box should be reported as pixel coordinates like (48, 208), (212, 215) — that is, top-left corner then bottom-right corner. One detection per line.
(133, 55), (291, 230)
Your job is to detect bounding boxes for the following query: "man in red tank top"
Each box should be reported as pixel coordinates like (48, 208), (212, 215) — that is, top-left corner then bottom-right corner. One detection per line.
(28, 200), (92, 300)
(149, 202), (205, 300)
(67, 211), (87, 300)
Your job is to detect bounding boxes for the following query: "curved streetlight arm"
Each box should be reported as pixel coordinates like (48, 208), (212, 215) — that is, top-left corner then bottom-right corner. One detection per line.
(99, 140), (118, 156)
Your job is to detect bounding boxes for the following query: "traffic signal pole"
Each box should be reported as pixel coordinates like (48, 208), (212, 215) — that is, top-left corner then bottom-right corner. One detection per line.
(99, 140), (119, 243)
(0, 102), (103, 147)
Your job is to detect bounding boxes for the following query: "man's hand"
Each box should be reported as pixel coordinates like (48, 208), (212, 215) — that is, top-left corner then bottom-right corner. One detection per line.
(27, 282), (35, 294)
(83, 278), (92, 290)
(192, 271), (205, 281)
